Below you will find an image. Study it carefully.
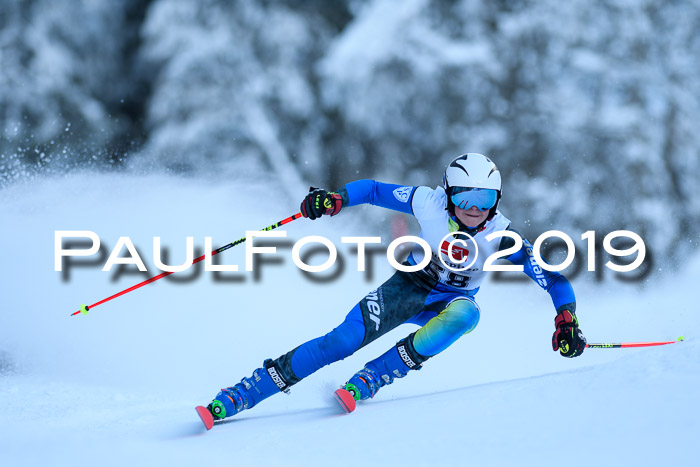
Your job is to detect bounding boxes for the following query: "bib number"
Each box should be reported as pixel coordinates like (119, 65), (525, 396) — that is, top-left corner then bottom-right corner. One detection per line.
(424, 260), (470, 289)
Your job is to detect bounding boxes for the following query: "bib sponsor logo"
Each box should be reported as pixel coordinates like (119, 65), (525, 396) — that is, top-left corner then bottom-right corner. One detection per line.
(440, 240), (469, 262)
(392, 186), (412, 203)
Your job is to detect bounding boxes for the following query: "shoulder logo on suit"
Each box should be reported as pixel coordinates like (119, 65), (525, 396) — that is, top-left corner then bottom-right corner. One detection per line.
(393, 186), (412, 203)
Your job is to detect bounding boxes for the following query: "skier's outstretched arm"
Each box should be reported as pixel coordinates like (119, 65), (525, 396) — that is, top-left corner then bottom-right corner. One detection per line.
(500, 228), (587, 357)
(300, 180), (427, 219)
(338, 180), (420, 214)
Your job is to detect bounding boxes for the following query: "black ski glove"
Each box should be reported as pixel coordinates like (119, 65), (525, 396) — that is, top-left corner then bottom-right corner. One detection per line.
(552, 308), (586, 358)
(300, 187), (343, 220)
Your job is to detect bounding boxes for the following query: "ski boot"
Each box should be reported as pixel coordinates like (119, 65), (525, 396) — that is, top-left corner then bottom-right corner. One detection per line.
(344, 366), (382, 401)
(205, 359), (293, 422)
(337, 336), (428, 412)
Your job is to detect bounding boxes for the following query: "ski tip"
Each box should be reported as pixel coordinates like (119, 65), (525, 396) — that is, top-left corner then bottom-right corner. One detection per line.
(334, 388), (356, 414)
(195, 405), (214, 430)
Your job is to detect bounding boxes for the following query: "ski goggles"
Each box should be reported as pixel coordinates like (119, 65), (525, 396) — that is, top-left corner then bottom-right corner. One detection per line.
(450, 187), (498, 211)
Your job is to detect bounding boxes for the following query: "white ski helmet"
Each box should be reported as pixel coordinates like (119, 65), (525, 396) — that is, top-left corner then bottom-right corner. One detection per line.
(443, 153), (502, 219)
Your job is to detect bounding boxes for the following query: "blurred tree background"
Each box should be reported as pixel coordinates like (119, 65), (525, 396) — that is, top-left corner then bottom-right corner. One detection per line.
(1, 0), (698, 260)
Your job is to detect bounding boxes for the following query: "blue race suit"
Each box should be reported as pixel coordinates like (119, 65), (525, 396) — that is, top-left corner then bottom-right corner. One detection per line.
(211, 180), (576, 416)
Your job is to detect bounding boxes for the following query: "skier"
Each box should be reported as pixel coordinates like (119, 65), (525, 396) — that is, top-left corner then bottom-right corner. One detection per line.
(202, 153), (586, 422)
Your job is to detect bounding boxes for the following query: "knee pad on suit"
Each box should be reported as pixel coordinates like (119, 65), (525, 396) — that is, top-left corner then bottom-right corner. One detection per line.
(412, 298), (480, 356)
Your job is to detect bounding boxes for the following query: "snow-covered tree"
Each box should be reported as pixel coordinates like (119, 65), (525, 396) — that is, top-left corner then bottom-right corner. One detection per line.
(0, 0), (150, 184)
(318, 0), (700, 257)
(1, 0), (698, 257)
(135, 0), (351, 197)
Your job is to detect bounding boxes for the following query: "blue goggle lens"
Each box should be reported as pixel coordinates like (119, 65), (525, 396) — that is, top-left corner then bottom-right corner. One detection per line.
(451, 188), (497, 211)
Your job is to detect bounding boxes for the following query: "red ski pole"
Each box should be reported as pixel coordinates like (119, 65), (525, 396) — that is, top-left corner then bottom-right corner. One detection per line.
(586, 336), (684, 349)
(71, 212), (304, 317)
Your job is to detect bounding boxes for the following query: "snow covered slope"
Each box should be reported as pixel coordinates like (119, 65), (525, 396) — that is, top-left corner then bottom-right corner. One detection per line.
(1, 173), (697, 466)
